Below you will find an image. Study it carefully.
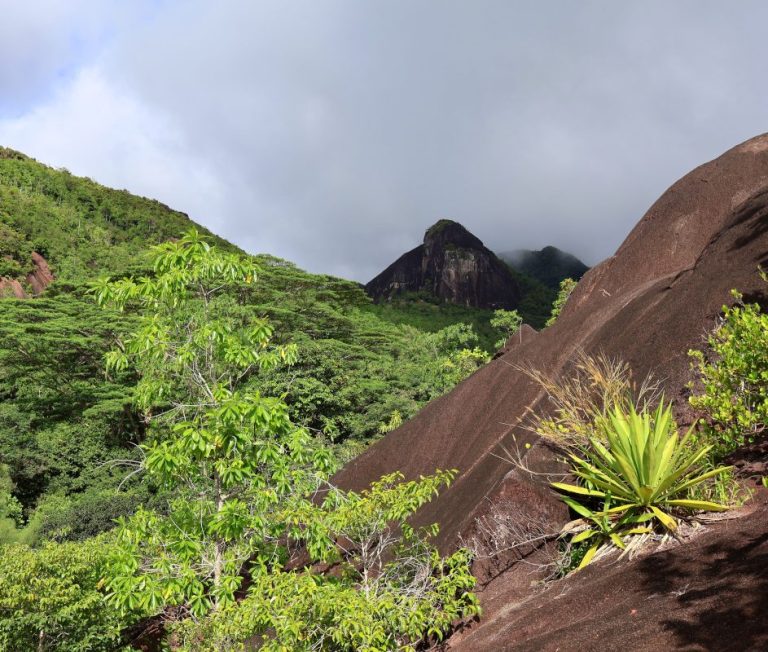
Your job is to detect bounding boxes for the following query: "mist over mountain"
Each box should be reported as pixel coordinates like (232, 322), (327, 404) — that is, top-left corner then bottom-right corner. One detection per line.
(499, 245), (589, 289)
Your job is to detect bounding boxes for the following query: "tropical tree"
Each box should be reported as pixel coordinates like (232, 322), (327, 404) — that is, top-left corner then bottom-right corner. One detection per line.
(490, 308), (523, 349)
(93, 230), (326, 614)
(94, 231), (478, 648)
(546, 277), (577, 327)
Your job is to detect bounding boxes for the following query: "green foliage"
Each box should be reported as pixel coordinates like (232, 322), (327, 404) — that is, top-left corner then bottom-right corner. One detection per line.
(545, 277), (578, 327)
(37, 488), (157, 542)
(171, 471), (478, 651)
(257, 298), (489, 442)
(0, 245), (486, 542)
(0, 154), (493, 546)
(98, 231), (477, 648)
(490, 308), (523, 349)
(684, 461), (751, 508)
(0, 466), (22, 524)
(0, 293), (145, 538)
(689, 276), (768, 457)
(553, 403), (731, 569)
(0, 465), (24, 541)
(506, 266), (557, 329)
(365, 291), (499, 351)
(0, 537), (135, 651)
(96, 230), (322, 614)
(176, 548), (477, 652)
(0, 222), (32, 278)
(378, 410), (403, 434)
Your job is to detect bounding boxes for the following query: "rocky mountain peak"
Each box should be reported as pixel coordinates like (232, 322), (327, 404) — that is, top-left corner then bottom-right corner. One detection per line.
(365, 220), (521, 309)
(423, 219), (484, 250)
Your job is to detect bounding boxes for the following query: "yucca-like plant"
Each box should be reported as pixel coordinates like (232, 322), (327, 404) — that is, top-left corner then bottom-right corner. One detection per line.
(552, 402), (731, 569)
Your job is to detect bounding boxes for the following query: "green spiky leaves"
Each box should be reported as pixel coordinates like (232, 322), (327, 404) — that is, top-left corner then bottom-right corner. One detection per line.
(553, 402), (731, 570)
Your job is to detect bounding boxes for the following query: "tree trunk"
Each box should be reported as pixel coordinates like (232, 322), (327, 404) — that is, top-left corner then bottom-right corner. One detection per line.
(213, 472), (225, 609)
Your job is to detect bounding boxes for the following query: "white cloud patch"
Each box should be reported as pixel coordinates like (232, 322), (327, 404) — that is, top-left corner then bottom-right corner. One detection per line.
(0, 66), (227, 234)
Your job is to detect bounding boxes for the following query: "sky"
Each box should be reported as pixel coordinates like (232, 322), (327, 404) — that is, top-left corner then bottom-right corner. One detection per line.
(1, 1), (767, 282)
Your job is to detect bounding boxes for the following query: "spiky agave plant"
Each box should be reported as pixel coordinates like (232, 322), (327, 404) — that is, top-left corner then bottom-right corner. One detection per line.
(552, 402), (731, 569)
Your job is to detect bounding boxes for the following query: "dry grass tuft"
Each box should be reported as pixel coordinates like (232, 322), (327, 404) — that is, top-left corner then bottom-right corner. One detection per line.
(517, 350), (661, 451)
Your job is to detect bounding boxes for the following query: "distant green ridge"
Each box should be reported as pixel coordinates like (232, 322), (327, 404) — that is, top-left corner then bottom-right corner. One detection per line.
(499, 245), (589, 289)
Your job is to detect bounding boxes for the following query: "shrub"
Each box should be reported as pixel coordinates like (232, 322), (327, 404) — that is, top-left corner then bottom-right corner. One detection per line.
(545, 277), (577, 327)
(552, 402), (731, 569)
(172, 472), (479, 651)
(689, 274), (768, 457)
(0, 538), (135, 650)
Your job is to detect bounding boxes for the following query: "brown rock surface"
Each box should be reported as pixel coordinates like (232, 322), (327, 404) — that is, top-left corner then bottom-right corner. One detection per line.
(449, 488), (768, 651)
(335, 134), (768, 647)
(493, 323), (538, 359)
(26, 251), (54, 294)
(0, 252), (54, 298)
(0, 277), (27, 298)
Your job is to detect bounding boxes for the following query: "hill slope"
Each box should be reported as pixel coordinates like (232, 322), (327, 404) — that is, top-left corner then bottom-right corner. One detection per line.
(0, 147), (233, 289)
(0, 148), (498, 545)
(335, 133), (768, 644)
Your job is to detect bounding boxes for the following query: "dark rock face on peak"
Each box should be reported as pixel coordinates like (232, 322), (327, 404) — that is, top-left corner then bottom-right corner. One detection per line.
(365, 219), (521, 309)
(337, 134), (768, 649)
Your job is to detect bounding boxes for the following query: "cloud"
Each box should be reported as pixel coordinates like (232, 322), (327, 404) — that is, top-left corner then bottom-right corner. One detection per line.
(0, 1), (156, 115)
(2, 1), (768, 281)
(0, 66), (226, 234)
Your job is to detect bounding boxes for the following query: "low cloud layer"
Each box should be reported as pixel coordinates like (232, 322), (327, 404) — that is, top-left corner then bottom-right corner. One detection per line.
(2, 1), (767, 281)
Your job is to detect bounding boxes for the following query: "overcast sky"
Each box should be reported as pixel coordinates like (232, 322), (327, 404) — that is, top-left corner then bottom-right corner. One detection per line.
(1, 1), (766, 281)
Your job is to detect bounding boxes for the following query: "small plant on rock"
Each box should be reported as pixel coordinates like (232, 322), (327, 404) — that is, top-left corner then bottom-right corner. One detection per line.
(552, 402), (731, 570)
(522, 351), (660, 451)
(490, 308), (523, 349)
(545, 277), (578, 327)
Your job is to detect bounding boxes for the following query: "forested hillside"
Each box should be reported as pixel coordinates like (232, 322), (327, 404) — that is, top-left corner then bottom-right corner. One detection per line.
(0, 149), (498, 547)
(0, 149), (503, 648)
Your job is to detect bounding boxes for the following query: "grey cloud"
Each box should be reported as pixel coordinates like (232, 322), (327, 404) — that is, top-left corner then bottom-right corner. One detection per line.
(4, 1), (768, 281)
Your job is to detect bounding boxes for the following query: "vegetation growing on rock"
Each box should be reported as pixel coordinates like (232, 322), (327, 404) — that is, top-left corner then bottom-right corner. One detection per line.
(689, 271), (768, 457)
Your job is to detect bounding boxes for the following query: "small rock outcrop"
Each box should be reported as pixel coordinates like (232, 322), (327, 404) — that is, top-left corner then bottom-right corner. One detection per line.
(365, 220), (521, 309)
(0, 252), (55, 298)
(26, 252), (54, 294)
(0, 277), (26, 298)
